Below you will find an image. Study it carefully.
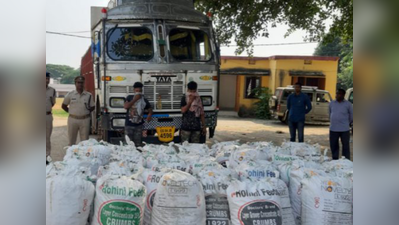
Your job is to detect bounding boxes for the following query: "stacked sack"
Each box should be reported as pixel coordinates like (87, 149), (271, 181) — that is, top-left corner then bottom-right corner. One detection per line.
(46, 139), (353, 225)
(46, 165), (95, 225)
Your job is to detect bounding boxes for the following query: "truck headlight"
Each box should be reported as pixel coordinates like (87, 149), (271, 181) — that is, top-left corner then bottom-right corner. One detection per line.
(201, 96), (213, 106)
(112, 118), (125, 128)
(110, 97), (125, 108)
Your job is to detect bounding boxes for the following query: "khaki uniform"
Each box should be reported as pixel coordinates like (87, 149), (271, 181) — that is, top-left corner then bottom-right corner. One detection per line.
(63, 90), (95, 146)
(46, 86), (56, 156)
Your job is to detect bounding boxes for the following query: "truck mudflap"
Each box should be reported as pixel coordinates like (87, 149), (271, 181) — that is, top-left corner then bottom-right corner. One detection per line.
(102, 111), (219, 144)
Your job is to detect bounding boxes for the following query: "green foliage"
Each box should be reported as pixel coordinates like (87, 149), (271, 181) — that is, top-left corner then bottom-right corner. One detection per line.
(195, 0), (353, 55)
(338, 47), (353, 90)
(314, 37), (353, 90)
(252, 87), (272, 120)
(61, 70), (81, 84)
(52, 109), (69, 118)
(46, 64), (80, 84)
(314, 38), (350, 59)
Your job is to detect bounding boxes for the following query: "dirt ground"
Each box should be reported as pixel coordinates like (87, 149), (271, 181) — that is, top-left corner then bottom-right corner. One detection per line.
(50, 114), (353, 161)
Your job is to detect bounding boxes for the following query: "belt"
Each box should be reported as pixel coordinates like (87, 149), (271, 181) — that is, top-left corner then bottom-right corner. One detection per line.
(46, 112), (52, 115)
(69, 114), (91, 120)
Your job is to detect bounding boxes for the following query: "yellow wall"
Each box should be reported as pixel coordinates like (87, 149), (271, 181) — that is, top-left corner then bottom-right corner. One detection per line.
(270, 59), (339, 96)
(221, 58), (271, 70)
(220, 57), (339, 111)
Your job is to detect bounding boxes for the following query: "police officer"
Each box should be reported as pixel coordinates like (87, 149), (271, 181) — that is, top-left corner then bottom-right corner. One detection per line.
(62, 76), (95, 146)
(46, 72), (56, 163)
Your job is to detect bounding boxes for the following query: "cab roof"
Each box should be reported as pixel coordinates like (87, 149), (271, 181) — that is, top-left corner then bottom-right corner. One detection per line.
(107, 0), (209, 24)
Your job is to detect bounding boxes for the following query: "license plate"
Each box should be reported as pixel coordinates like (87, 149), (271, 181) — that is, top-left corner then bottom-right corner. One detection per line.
(156, 126), (176, 143)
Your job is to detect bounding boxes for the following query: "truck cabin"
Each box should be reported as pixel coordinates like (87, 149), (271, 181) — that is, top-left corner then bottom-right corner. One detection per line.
(92, 0), (219, 66)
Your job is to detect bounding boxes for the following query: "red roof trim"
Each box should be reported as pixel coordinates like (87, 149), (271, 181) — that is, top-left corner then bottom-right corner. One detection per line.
(221, 56), (270, 60)
(269, 55), (339, 61)
(221, 55), (340, 61)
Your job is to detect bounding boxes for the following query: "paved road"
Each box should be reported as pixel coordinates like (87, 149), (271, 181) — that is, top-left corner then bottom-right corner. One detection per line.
(50, 115), (353, 161)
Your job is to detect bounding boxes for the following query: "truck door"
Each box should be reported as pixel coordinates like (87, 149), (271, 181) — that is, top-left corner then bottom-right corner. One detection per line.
(313, 92), (332, 122)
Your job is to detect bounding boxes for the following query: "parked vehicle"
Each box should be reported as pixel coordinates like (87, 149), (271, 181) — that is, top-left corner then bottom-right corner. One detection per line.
(269, 86), (332, 123)
(346, 88), (353, 104)
(81, 0), (220, 144)
(345, 88), (354, 133)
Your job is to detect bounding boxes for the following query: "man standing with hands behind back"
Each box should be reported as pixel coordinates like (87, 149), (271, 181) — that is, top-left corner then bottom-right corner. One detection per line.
(287, 82), (313, 142)
(181, 81), (206, 143)
(329, 89), (353, 160)
(62, 76), (95, 146)
(46, 72), (56, 164)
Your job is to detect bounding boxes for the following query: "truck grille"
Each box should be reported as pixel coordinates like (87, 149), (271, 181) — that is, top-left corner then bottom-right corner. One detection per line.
(110, 86), (127, 93)
(144, 81), (183, 110)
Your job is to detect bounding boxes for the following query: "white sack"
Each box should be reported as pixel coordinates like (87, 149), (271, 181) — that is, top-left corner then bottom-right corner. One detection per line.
(92, 175), (146, 225)
(198, 168), (233, 225)
(236, 160), (279, 181)
(227, 179), (283, 225)
(46, 166), (95, 225)
(301, 171), (353, 225)
(151, 170), (206, 225)
(139, 169), (167, 225)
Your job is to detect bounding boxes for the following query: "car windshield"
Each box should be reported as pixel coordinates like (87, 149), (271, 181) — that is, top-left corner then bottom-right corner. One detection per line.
(316, 93), (331, 103)
(169, 28), (212, 62)
(107, 27), (154, 61)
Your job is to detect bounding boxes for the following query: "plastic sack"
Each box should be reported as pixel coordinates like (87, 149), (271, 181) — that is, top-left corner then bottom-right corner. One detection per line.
(236, 160), (280, 181)
(151, 170), (206, 225)
(290, 168), (326, 225)
(46, 166), (95, 225)
(273, 154), (302, 166)
(198, 168), (233, 225)
(92, 175), (146, 225)
(301, 171), (353, 225)
(227, 179), (283, 225)
(139, 169), (168, 225)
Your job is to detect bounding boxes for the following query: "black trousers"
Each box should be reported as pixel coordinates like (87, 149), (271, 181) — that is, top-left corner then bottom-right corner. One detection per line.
(330, 131), (351, 160)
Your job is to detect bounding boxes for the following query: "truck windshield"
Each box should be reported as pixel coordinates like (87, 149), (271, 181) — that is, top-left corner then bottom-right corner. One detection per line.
(107, 27), (154, 61)
(169, 28), (212, 62)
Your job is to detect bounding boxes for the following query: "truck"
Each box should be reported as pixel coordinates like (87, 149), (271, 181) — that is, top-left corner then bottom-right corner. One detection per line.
(81, 0), (220, 144)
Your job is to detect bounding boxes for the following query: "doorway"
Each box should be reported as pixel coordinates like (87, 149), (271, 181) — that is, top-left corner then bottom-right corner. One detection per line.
(219, 75), (237, 110)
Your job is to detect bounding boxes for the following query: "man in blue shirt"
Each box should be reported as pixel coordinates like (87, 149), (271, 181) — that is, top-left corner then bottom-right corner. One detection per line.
(287, 83), (313, 142)
(329, 89), (353, 160)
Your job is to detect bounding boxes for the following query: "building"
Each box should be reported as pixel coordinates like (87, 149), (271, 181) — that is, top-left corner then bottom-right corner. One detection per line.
(50, 84), (75, 98)
(49, 78), (61, 85)
(219, 55), (339, 112)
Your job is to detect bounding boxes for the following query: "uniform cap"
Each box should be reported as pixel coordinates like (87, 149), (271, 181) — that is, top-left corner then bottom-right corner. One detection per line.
(75, 76), (85, 82)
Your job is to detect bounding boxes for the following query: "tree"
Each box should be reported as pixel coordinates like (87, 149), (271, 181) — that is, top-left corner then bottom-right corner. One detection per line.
(46, 64), (80, 84)
(60, 69), (81, 84)
(338, 47), (353, 90)
(314, 38), (349, 58)
(314, 38), (353, 90)
(195, 0), (353, 54)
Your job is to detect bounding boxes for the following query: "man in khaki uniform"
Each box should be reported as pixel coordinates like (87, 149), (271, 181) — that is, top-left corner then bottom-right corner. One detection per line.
(46, 72), (56, 163)
(62, 76), (95, 146)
